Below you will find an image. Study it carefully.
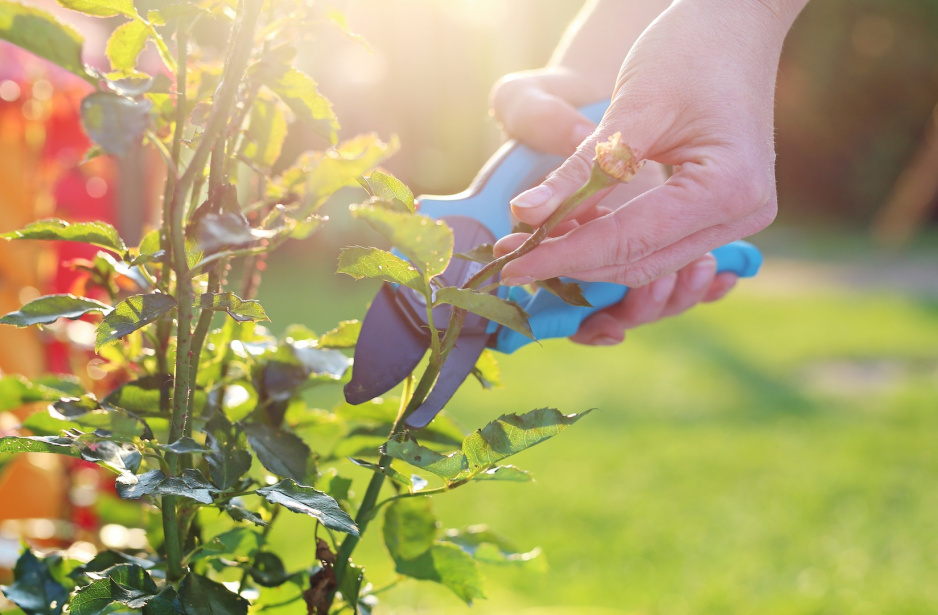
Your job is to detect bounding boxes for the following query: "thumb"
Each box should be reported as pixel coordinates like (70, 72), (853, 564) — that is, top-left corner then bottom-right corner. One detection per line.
(508, 134), (611, 227)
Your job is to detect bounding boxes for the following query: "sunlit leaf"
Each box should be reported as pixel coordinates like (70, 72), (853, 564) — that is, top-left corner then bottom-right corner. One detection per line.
(337, 246), (425, 293)
(461, 408), (591, 473)
(256, 479), (359, 536)
(317, 320), (360, 349)
(69, 578), (112, 615)
(95, 293), (176, 351)
(392, 541), (484, 605)
(80, 92), (152, 157)
(276, 134), (398, 212)
(360, 170), (414, 213)
(435, 287), (532, 338)
(239, 98), (287, 169)
(243, 422), (312, 481)
(470, 348), (501, 389)
(470, 464), (532, 482)
(0, 1), (91, 82)
(383, 497), (436, 561)
(2, 218), (127, 254)
(197, 292), (269, 323)
(351, 204), (453, 277)
(382, 434), (467, 480)
(105, 19), (149, 73)
(255, 64), (338, 144)
(57, 0), (136, 17)
(441, 527), (544, 570)
(0, 294), (111, 327)
(0, 374), (83, 412)
(0, 435), (81, 458)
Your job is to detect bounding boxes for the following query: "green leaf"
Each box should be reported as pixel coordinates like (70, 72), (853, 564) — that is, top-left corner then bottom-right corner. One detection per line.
(275, 134), (399, 213)
(337, 246), (425, 293)
(247, 552), (291, 588)
(57, 0), (136, 17)
(105, 19), (149, 73)
(435, 287), (532, 338)
(536, 277), (592, 307)
(0, 294), (111, 327)
(95, 293), (176, 351)
(0, 435), (81, 458)
(80, 92), (152, 157)
(104, 375), (182, 416)
(0, 548), (68, 615)
(462, 408), (590, 473)
(116, 469), (218, 505)
(179, 573), (248, 615)
(348, 457), (412, 489)
(191, 211), (276, 254)
(392, 542), (485, 605)
(454, 243), (494, 265)
(383, 497), (437, 561)
(243, 422), (312, 481)
(350, 204), (453, 277)
(2, 218), (126, 254)
(382, 434), (468, 480)
(205, 414), (252, 490)
(192, 528), (261, 563)
(317, 320), (360, 349)
(470, 348), (501, 389)
(239, 98), (287, 169)
(159, 437), (208, 455)
(224, 502), (267, 527)
(470, 464), (532, 482)
(106, 564), (158, 609)
(142, 587), (180, 615)
(68, 578), (112, 615)
(441, 527), (544, 570)
(0, 1), (90, 82)
(256, 479), (359, 536)
(0, 374), (83, 412)
(256, 64), (338, 144)
(360, 170), (414, 213)
(197, 292), (269, 323)
(46, 396), (152, 440)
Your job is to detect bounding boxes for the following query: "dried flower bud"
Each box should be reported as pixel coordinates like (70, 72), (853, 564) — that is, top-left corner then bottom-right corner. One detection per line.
(594, 133), (643, 182)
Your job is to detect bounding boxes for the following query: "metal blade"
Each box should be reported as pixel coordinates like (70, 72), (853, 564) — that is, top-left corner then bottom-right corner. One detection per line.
(404, 330), (489, 429)
(344, 283), (428, 404)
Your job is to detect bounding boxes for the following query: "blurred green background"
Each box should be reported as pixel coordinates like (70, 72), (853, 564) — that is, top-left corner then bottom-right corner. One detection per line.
(251, 1), (938, 613)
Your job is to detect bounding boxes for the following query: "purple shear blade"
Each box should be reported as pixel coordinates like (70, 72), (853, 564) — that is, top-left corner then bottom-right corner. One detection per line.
(404, 331), (489, 429)
(344, 284), (428, 404)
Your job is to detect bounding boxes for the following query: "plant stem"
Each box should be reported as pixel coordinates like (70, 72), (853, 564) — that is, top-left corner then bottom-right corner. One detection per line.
(161, 1), (262, 581)
(159, 23), (189, 583)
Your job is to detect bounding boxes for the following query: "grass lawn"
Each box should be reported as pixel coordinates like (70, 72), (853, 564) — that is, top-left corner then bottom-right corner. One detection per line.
(256, 232), (938, 614)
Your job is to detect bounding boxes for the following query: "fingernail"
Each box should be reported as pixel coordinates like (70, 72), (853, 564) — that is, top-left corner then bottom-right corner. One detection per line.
(650, 274), (677, 302)
(589, 335), (621, 346)
(689, 256), (717, 291)
(510, 185), (553, 210)
(570, 123), (594, 150)
(501, 276), (534, 287)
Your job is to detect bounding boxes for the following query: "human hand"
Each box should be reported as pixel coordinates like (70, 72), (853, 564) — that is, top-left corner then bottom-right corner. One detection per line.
(490, 67), (740, 345)
(495, 0), (797, 291)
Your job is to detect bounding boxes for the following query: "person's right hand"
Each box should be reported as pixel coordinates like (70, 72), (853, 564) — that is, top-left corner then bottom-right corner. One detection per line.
(490, 67), (739, 346)
(494, 0), (802, 291)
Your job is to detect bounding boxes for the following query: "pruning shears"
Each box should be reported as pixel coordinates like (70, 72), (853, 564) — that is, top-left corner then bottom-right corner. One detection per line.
(344, 100), (763, 428)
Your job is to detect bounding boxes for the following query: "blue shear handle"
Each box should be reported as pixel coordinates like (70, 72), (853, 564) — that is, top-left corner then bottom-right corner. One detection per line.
(494, 240), (762, 354)
(417, 100), (610, 240)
